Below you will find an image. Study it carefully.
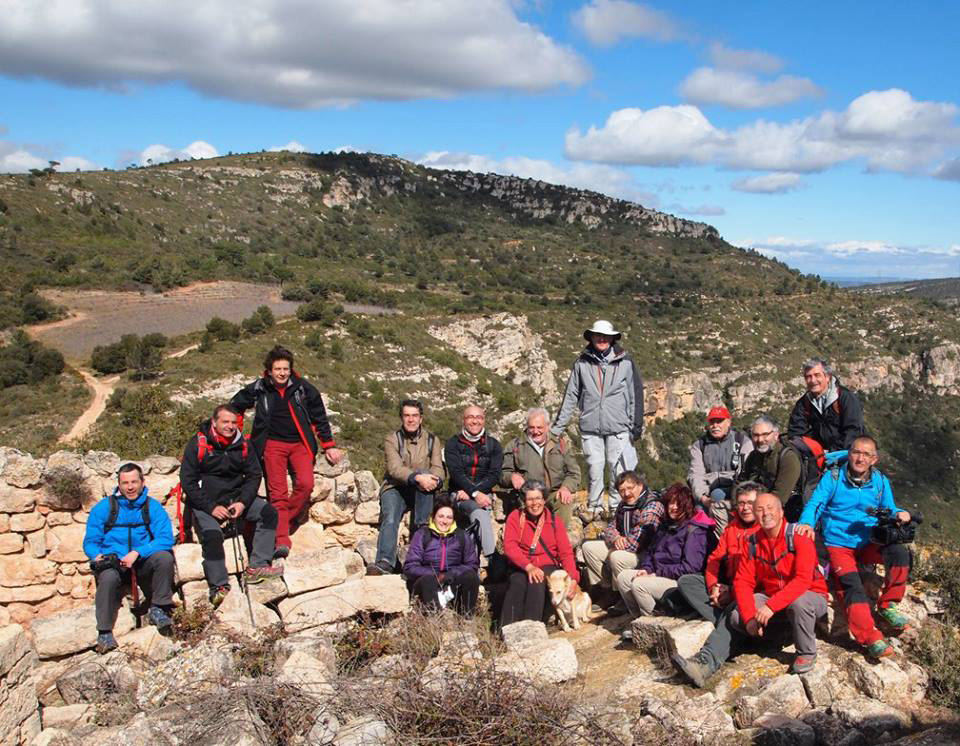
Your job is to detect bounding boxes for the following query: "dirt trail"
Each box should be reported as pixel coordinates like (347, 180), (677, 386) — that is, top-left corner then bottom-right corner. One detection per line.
(167, 343), (200, 359)
(60, 370), (120, 443)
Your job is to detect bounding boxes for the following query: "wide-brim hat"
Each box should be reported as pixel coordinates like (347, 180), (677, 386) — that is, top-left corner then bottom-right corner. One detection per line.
(583, 319), (621, 341)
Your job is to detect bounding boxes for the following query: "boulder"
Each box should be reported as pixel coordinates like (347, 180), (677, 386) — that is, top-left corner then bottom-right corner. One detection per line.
(305, 709), (340, 746)
(41, 704), (96, 730)
(311, 476), (335, 501)
(327, 523), (378, 547)
(55, 650), (138, 704)
(0, 624), (32, 677)
(83, 452), (121, 477)
(274, 628), (337, 674)
(146, 456), (181, 475)
(26, 530), (47, 558)
(630, 616), (715, 662)
(354, 471), (380, 502)
(2, 450), (45, 488)
(10, 512), (45, 532)
(246, 575), (288, 605)
(46, 512), (73, 526)
(353, 501), (380, 525)
(342, 548), (365, 580)
(309, 501), (353, 526)
(0, 484), (36, 512)
(735, 674), (810, 726)
(0, 534), (23, 554)
(801, 710), (864, 746)
(1, 557), (58, 588)
(889, 726), (960, 745)
(800, 663), (839, 709)
(31, 605), (135, 658)
(282, 549), (347, 596)
(30, 728), (79, 746)
(174, 542), (245, 583)
(135, 640), (235, 709)
(641, 691), (736, 745)
(832, 696), (909, 740)
(496, 637), (578, 685)
(45, 523), (89, 563)
(0, 584), (56, 603)
(846, 655), (927, 704)
(278, 575), (409, 630)
(754, 713), (816, 746)
(116, 626), (180, 662)
(290, 522), (338, 554)
(501, 620), (549, 649)
(333, 717), (391, 746)
(277, 650), (333, 697)
(315, 453), (352, 479)
(213, 587), (281, 637)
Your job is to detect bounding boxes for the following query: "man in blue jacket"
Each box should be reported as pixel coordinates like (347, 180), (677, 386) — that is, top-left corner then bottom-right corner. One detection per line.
(83, 462), (176, 654)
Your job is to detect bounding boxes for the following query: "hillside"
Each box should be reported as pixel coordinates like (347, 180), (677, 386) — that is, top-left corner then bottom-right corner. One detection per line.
(1, 151), (960, 536)
(855, 276), (960, 305)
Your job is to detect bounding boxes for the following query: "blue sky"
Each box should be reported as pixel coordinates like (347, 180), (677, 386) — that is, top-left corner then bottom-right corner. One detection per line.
(1, 1), (958, 279)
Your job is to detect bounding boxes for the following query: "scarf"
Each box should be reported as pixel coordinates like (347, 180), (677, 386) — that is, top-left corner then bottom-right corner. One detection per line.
(526, 435), (545, 457)
(461, 427), (485, 443)
(518, 510), (546, 557)
(428, 518), (457, 537)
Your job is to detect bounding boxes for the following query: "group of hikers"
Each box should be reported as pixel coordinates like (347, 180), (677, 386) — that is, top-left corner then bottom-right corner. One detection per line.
(82, 322), (918, 687)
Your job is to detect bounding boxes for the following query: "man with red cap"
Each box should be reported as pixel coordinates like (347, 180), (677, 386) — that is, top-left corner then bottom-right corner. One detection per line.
(688, 405), (752, 534)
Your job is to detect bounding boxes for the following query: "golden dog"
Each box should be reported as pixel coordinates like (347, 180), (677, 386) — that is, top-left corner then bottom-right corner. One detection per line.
(547, 569), (595, 631)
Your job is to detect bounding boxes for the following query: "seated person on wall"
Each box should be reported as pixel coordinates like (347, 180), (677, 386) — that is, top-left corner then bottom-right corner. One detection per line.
(787, 357), (865, 453)
(500, 479), (580, 627)
(740, 416), (803, 520)
(84, 463), (176, 654)
(581, 471), (662, 610)
(616, 484), (713, 634)
(445, 404), (503, 563)
(403, 494), (481, 616)
(501, 407), (581, 526)
(672, 493), (829, 687)
(179, 404), (283, 607)
(677, 481), (760, 625)
(230, 345), (343, 559)
(688, 406), (752, 535)
(368, 399), (444, 576)
(797, 435), (912, 660)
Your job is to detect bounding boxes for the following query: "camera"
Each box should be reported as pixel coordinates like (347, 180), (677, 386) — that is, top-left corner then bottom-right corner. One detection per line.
(867, 507), (922, 545)
(89, 553), (122, 575)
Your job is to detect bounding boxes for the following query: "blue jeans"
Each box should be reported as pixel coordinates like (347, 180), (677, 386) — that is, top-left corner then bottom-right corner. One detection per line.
(374, 486), (435, 569)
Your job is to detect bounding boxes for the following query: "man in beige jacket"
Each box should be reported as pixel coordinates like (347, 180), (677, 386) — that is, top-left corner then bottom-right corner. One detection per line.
(367, 399), (445, 575)
(501, 407), (581, 526)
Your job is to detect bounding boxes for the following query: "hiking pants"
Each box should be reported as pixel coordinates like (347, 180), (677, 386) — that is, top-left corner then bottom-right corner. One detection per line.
(410, 571), (481, 616)
(500, 566), (559, 627)
(263, 438), (315, 549)
(455, 499), (495, 557)
(581, 540), (639, 588)
(699, 591), (827, 672)
(192, 498), (277, 589)
(581, 432), (638, 512)
(827, 543), (910, 646)
(677, 573), (725, 625)
(375, 486), (436, 569)
(615, 571), (677, 617)
(95, 550), (175, 631)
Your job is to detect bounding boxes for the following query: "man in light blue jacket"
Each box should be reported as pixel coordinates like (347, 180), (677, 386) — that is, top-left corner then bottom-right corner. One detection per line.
(83, 462), (176, 654)
(551, 320), (644, 519)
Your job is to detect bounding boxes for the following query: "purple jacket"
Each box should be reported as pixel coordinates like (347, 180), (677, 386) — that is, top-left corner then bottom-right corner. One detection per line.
(641, 509), (714, 580)
(403, 527), (479, 581)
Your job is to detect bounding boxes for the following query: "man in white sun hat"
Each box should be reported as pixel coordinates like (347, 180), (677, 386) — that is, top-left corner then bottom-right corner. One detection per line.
(552, 320), (645, 521)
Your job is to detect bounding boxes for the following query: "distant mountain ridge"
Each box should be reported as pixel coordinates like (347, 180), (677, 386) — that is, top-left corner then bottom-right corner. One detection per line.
(853, 276), (960, 304)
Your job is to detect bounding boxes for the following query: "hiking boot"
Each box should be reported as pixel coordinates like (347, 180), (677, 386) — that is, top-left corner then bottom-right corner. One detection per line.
(620, 627), (633, 643)
(209, 585), (231, 607)
(671, 652), (713, 689)
(791, 654), (817, 674)
(147, 606), (173, 634)
(95, 632), (118, 655)
(243, 564), (283, 584)
(607, 600), (629, 617)
(865, 639), (895, 660)
(366, 561), (394, 576)
(273, 546), (290, 560)
(878, 603), (910, 631)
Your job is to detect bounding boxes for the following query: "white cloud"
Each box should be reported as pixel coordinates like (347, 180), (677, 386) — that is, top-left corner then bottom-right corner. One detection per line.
(680, 67), (822, 109)
(572, 0), (683, 45)
(138, 140), (219, 166)
(564, 105), (724, 166)
(0, 141), (97, 173)
(566, 88), (960, 176)
(0, 1), (589, 108)
(418, 150), (657, 204)
(669, 203), (725, 216)
(934, 158), (960, 181)
(731, 173), (807, 194)
(268, 141), (307, 153)
(708, 42), (782, 74)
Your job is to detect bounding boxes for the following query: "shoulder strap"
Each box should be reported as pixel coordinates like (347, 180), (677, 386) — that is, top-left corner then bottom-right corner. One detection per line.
(832, 397), (841, 416)
(396, 430), (403, 455)
(784, 522), (796, 553)
(196, 431), (209, 462)
(104, 493), (120, 533)
(428, 432), (435, 456)
(747, 531), (759, 559)
(241, 434), (249, 460)
(803, 396), (812, 419)
(141, 500), (154, 541)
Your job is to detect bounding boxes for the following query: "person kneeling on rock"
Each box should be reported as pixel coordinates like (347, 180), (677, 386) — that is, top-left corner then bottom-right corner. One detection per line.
(83, 462), (176, 654)
(179, 404), (283, 608)
(672, 493), (828, 687)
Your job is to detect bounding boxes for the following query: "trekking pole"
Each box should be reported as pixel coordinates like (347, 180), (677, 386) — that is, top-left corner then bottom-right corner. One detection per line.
(231, 517), (256, 628)
(130, 566), (141, 628)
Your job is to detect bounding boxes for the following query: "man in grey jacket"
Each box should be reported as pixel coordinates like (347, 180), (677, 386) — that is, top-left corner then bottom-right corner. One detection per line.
(688, 406), (753, 534)
(551, 320), (644, 520)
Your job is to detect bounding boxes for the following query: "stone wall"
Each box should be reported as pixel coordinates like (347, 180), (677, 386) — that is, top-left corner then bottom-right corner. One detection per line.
(0, 446), (389, 626)
(0, 624), (40, 746)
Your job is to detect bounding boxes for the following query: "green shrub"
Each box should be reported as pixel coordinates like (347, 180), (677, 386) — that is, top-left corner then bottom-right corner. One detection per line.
(206, 316), (240, 341)
(0, 330), (64, 389)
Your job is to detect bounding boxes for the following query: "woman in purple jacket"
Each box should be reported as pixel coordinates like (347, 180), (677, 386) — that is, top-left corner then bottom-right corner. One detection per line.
(403, 494), (481, 615)
(615, 483), (713, 628)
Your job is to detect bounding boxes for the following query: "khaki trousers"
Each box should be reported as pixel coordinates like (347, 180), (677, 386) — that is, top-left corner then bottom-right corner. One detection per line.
(581, 540), (639, 588)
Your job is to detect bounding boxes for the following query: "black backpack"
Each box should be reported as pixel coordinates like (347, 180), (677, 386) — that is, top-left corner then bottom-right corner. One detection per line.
(780, 435), (826, 522)
(104, 492), (154, 540)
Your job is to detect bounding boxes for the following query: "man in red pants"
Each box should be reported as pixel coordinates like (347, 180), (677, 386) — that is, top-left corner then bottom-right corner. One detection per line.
(231, 345), (343, 558)
(798, 435), (912, 659)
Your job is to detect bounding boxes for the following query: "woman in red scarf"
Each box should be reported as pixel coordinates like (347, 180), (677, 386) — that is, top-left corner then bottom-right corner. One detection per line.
(500, 479), (580, 627)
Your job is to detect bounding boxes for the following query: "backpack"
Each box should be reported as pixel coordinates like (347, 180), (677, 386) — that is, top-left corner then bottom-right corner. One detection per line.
(104, 492), (154, 541)
(747, 522), (828, 578)
(780, 435), (826, 521)
(196, 430), (249, 461)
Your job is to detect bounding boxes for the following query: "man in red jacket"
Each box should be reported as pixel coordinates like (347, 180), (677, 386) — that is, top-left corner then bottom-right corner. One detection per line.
(672, 492), (828, 687)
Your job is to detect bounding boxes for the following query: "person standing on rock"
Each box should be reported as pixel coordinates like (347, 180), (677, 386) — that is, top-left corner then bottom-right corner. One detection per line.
(671, 493), (828, 687)
(367, 399), (444, 576)
(230, 345), (343, 558)
(501, 407), (581, 526)
(83, 463), (176, 654)
(687, 406), (752, 535)
(797, 435), (912, 660)
(179, 404), (283, 607)
(787, 357), (865, 453)
(445, 404), (503, 563)
(551, 320), (644, 521)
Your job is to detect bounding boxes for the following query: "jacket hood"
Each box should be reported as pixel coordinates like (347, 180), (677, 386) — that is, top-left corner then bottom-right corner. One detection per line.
(580, 343), (627, 364)
(689, 508), (716, 529)
(109, 486), (150, 509)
